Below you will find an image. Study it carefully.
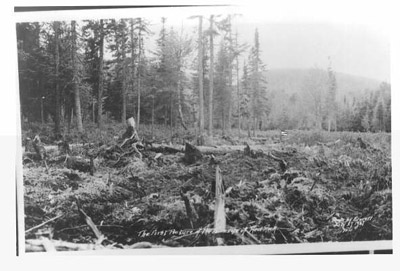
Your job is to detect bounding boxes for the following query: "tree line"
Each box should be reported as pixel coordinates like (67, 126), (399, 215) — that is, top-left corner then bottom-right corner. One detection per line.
(16, 16), (391, 140)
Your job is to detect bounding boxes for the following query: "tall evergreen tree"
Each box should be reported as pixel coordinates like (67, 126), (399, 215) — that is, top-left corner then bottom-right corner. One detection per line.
(97, 19), (105, 128)
(53, 21), (62, 136)
(197, 16), (205, 137)
(71, 20), (84, 132)
(248, 28), (268, 135)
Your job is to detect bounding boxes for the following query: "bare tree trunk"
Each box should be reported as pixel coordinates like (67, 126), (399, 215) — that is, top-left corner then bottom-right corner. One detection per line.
(227, 15), (232, 134)
(177, 77), (188, 130)
(198, 16), (205, 135)
(92, 100), (95, 123)
(121, 24), (127, 123)
(247, 117), (251, 137)
(53, 21), (61, 136)
(130, 18), (136, 119)
(151, 91), (155, 138)
(253, 116), (256, 137)
(208, 15), (214, 136)
(137, 19), (142, 129)
(71, 20), (84, 132)
(236, 34), (241, 138)
(170, 91), (173, 141)
(97, 19), (104, 129)
(67, 106), (72, 133)
(334, 115), (337, 132)
(40, 97), (44, 124)
(327, 117), (331, 132)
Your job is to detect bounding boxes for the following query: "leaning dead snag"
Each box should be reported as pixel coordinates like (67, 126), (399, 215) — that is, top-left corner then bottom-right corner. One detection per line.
(180, 188), (198, 229)
(214, 165), (226, 246)
(76, 202), (105, 244)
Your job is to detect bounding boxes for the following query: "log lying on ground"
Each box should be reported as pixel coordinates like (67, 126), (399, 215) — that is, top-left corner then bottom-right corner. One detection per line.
(23, 143), (92, 154)
(25, 238), (103, 252)
(148, 143), (271, 155)
(32, 142), (284, 159)
(25, 239), (159, 252)
(47, 155), (93, 173)
(146, 144), (184, 154)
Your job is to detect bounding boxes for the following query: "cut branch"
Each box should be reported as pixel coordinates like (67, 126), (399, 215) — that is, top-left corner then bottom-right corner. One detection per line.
(77, 206), (105, 244)
(25, 214), (63, 234)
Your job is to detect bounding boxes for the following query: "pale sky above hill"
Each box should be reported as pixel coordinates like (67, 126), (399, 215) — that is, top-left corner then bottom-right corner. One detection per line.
(146, 14), (390, 82)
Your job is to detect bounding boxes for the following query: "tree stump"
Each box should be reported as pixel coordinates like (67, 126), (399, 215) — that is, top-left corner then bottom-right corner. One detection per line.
(183, 142), (203, 164)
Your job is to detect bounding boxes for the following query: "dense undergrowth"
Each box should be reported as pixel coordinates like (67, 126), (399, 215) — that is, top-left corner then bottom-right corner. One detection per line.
(21, 122), (392, 250)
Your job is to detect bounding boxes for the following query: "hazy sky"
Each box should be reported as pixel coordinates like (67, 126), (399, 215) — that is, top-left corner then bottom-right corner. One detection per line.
(147, 17), (390, 82)
(236, 22), (390, 82)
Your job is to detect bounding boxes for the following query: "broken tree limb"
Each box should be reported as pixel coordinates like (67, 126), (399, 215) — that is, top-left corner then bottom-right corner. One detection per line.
(317, 139), (341, 147)
(77, 205), (106, 244)
(267, 151), (288, 172)
(25, 214), (63, 234)
(131, 142), (142, 159)
(25, 238), (103, 252)
(214, 165), (226, 246)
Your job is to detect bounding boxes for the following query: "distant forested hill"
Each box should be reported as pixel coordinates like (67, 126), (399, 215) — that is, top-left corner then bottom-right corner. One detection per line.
(266, 68), (383, 99)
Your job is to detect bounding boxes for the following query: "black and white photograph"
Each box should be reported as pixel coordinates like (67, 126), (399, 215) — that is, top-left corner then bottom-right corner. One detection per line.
(14, 3), (393, 255)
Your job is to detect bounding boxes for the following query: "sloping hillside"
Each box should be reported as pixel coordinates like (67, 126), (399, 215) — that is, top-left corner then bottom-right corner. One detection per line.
(266, 68), (382, 98)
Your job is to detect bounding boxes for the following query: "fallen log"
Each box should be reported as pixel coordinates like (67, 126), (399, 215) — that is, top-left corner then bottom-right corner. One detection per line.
(146, 144), (184, 154)
(33, 142), (277, 158)
(47, 155), (93, 173)
(25, 238), (159, 252)
(25, 238), (104, 252)
(23, 143), (90, 154)
(148, 143), (277, 155)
